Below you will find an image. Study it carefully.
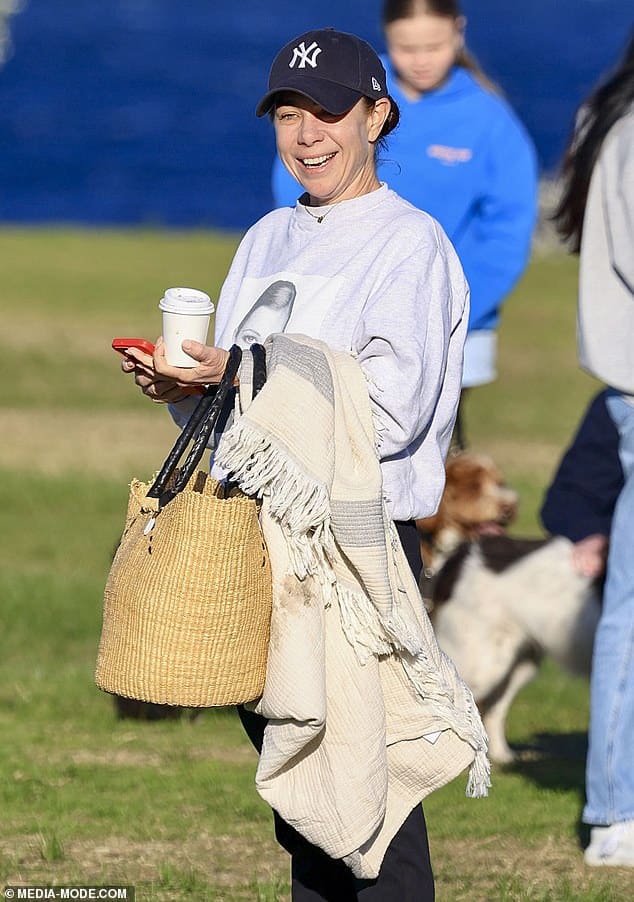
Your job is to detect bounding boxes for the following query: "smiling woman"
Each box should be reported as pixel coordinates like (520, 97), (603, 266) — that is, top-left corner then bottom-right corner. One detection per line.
(271, 94), (390, 206)
(256, 29), (400, 212)
(120, 25), (486, 902)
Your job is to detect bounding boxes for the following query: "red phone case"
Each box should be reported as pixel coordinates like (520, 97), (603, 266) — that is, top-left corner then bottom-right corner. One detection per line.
(112, 337), (156, 356)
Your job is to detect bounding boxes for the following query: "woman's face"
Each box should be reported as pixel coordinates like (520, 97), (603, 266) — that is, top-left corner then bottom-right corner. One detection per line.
(274, 93), (390, 206)
(385, 14), (464, 98)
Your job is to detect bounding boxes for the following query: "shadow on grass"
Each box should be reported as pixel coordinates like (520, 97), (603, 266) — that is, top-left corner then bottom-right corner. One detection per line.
(506, 730), (591, 848)
(514, 729), (587, 765)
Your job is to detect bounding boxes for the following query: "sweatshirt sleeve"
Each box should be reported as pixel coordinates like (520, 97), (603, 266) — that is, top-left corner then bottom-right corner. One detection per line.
(461, 109), (538, 330)
(540, 390), (624, 541)
(352, 222), (468, 460)
(603, 118), (634, 293)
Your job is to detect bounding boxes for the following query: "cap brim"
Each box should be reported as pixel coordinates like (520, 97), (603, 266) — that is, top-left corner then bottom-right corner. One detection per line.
(255, 77), (363, 117)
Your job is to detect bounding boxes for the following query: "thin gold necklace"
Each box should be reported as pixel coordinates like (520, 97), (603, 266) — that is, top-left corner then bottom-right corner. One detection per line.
(303, 203), (335, 224)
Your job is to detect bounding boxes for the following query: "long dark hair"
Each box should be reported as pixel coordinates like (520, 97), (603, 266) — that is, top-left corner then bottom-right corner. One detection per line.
(554, 32), (634, 252)
(382, 0), (499, 93)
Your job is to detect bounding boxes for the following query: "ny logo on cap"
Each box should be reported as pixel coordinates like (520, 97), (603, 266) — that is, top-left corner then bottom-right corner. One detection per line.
(289, 41), (322, 69)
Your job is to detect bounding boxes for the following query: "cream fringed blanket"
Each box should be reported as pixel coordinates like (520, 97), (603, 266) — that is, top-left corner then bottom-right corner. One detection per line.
(215, 333), (490, 879)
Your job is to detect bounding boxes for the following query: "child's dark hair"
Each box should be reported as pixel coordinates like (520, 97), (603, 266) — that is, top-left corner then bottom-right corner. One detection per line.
(553, 32), (634, 252)
(383, 0), (463, 23)
(382, 0), (500, 94)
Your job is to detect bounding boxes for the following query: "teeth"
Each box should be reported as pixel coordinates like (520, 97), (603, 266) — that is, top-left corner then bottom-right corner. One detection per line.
(302, 153), (335, 167)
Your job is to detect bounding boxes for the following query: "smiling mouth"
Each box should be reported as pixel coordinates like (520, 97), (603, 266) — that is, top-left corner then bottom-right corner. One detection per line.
(300, 152), (336, 169)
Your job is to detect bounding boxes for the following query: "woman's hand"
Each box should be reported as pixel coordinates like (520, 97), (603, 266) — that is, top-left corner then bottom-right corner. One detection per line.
(152, 337), (231, 387)
(572, 533), (609, 579)
(121, 337), (232, 402)
(120, 341), (190, 404)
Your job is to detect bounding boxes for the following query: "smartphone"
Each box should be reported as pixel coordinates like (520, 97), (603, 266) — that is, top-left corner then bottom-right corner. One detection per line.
(112, 337), (156, 357)
(113, 337), (204, 395)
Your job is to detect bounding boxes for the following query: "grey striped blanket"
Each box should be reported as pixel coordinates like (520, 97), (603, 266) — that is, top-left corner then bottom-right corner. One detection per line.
(216, 333), (490, 879)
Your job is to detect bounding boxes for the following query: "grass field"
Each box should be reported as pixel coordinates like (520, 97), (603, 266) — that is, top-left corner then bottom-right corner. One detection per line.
(1, 227), (632, 901)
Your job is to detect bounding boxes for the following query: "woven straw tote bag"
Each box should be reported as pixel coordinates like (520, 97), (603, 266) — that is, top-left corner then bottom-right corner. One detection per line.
(96, 344), (272, 708)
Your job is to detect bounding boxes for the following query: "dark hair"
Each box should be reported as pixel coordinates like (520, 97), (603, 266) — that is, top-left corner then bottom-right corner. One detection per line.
(553, 33), (634, 252)
(382, 0), (499, 94)
(383, 0), (461, 22)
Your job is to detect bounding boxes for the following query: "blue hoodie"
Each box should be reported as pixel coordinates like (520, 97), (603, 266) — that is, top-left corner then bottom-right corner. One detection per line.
(272, 63), (538, 332)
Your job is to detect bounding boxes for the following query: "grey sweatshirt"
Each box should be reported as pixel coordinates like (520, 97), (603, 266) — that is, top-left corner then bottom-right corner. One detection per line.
(578, 107), (634, 396)
(173, 185), (469, 520)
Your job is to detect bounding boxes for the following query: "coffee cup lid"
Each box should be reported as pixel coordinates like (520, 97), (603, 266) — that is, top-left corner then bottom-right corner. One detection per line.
(158, 287), (214, 315)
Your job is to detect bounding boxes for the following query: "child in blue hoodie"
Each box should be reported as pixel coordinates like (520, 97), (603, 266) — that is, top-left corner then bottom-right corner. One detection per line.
(272, 1), (537, 408)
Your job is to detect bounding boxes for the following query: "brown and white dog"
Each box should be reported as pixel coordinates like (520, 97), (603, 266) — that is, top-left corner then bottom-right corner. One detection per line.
(416, 452), (602, 764)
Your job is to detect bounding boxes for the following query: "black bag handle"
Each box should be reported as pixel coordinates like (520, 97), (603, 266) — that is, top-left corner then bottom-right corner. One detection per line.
(251, 341), (267, 397)
(146, 344), (242, 503)
(222, 342), (267, 497)
(177, 343), (267, 498)
(146, 343), (266, 507)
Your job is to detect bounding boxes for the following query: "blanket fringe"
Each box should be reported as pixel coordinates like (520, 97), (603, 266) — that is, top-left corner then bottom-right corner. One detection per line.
(403, 653), (490, 788)
(216, 418), (336, 583)
(466, 749), (492, 798)
(336, 583), (395, 661)
(336, 580), (429, 659)
(337, 583), (491, 797)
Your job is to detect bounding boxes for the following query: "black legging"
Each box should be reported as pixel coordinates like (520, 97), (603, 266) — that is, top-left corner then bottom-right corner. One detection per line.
(238, 520), (435, 901)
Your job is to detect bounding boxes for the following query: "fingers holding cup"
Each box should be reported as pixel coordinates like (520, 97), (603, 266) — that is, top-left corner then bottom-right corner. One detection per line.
(153, 337), (230, 386)
(159, 287), (214, 367)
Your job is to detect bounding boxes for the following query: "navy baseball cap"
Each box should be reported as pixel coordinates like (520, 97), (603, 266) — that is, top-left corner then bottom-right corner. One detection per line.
(256, 28), (388, 117)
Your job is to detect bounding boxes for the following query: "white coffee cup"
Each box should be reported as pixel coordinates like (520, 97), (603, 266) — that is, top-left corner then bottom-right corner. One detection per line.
(158, 287), (215, 367)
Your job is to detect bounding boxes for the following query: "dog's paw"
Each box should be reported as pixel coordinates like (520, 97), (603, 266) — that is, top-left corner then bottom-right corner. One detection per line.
(488, 740), (517, 765)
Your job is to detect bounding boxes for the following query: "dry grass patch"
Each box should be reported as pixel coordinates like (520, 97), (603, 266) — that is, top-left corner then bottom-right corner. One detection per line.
(3, 310), (215, 361)
(433, 835), (634, 900)
(1, 314), (153, 360)
(2, 409), (179, 477)
(43, 740), (257, 771)
(1, 832), (289, 897)
(68, 748), (165, 769)
(2, 409), (566, 487)
(4, 832), (632, 900)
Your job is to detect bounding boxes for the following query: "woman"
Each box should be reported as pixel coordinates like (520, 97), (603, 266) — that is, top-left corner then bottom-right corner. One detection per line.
(123, 27), (483, 899)
(553, 33), (634, 868)
(273, 1), (537, 431)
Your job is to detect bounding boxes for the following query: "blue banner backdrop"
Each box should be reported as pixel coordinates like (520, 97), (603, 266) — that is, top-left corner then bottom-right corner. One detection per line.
(0, 1), (631, 229)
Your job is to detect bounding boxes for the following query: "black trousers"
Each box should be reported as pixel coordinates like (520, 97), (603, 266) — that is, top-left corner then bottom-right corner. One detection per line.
(238, 520), (435, 901)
